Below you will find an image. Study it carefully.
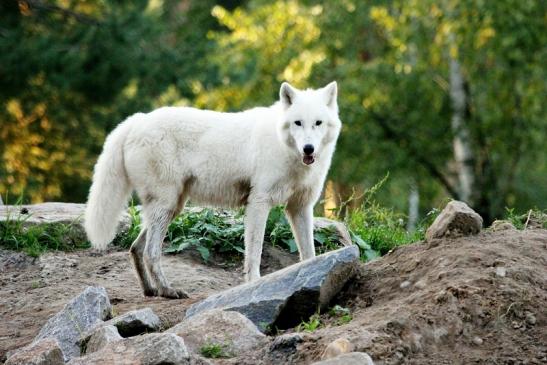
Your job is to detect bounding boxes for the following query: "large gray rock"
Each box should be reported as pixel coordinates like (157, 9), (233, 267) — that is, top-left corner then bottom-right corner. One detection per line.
(313, 218), (352, 247)
(5, 338), (64, 365)
(426, 200), (483, 241)
(68, 333), (190, 365)
(83, 325), (122, 354)
(33, 286), (112, 361)
(106, 307), (161, 337)
(185, 246), (359, 331)
(312, 352), (374, 365)
(168, 309), (265, 355)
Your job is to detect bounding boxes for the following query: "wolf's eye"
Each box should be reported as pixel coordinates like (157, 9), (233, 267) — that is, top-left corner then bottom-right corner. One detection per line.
(316, 120), (323, 126)
(294, 120), (302, 126)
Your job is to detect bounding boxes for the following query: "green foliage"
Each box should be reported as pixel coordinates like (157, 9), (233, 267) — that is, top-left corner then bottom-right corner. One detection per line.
(347, 206), (423, 257)
(200, 342), (232, 359)
(329, 305), (352, 325)
(164, 209), (245, 262)
(266, 206), (297, 253)
(505, 208), (526, 230)
(111, 204), (141, 248)
(504, 208), (547, 230)
(296, 313), (322, 333)
(164, 206), (347, 261)
(339, 176), (435, 260)
(0, 214), (89, 257)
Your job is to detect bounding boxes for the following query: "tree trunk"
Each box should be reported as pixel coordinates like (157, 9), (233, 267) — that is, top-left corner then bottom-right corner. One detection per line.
(407, 181), (419, 231)
(449, 57), (475, 204)
(323, 180), (338, 219)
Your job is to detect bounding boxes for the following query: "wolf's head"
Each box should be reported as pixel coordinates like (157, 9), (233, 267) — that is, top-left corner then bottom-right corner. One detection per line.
(277, 81), (341, 166)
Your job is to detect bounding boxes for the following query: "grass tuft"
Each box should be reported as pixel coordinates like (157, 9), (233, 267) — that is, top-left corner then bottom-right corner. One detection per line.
(0, 212), (89, 257)
(200, 342), (232, 358)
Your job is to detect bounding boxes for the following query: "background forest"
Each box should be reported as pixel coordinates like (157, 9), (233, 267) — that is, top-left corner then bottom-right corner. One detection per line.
(1, 0), (546, 225)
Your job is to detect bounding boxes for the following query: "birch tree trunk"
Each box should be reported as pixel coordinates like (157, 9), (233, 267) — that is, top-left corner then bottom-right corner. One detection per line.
(407, 182), (419, 232)
(323, 180), (338, 219)
(449, 56), (475, 204)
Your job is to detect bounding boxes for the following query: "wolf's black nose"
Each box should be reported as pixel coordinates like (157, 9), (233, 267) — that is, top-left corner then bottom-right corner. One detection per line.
(303, 144), (314, 155)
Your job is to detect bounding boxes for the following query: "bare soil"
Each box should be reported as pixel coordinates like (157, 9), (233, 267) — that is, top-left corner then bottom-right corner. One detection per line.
(1, 228), (546, 364)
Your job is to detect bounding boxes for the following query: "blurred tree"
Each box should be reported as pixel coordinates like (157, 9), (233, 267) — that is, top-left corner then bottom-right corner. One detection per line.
(194, 0), (547, 222)
(0, 0), (242, 202)
(1, 0), (545, 222)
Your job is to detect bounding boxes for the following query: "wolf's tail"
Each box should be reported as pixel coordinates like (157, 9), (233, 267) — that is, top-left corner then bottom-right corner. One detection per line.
(84, 120), (133, 250)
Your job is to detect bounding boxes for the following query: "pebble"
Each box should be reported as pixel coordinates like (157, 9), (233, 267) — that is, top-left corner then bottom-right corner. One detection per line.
(472, 336), (483, 345)
(525, 312), (536, 325)
(321, 338), (354, 360)
(496, 267), (507, 277)
(400, 281), (411, 289)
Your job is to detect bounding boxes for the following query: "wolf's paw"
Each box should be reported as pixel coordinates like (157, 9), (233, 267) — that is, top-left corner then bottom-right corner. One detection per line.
(143, 288), (158, 297)
(158, 287), (189, 299)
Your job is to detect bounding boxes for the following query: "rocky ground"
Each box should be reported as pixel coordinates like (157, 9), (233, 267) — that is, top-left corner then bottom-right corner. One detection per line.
(1, 224), (546, 363)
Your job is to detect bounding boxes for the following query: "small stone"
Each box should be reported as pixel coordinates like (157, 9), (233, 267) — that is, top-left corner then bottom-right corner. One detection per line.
(426, 201), (483, 241)
(414, 280), (427, 289)
(472, 336), (483, 345)
(313, 218), (352, 246)
(525, 312), (536, 325)
(321, 338), (354, 360)
(496, 267), (507, 277)
(84, 325), (122, 354)
(400, 281), (411, 289)
(312, 352), (374, 365)
(267, 332), (304, 363)
(5, 338), (64, 365)
(270, 332), (304, 352)
(490, 220), (516, 231)
(107, 308), (161, 336)
(167, 309), (265, 355)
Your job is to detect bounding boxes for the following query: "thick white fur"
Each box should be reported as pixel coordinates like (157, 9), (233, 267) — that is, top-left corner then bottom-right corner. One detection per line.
(85, 82), (341, 298)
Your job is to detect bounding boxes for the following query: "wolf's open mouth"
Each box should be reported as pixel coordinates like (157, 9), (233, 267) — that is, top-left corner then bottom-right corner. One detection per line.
(303, 155), (315, 165)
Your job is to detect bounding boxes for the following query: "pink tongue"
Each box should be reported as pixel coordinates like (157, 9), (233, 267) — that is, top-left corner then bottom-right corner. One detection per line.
(303, 155), (315, 165)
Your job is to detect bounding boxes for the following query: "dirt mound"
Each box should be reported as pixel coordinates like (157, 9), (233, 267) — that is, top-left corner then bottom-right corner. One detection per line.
(277, 228), (547, 364)
(1, 229), (546, 364)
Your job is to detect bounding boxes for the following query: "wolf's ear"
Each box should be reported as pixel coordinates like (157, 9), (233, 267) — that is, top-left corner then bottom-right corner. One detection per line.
(280, 82), (297, 108)
(323, 81), (338, 109)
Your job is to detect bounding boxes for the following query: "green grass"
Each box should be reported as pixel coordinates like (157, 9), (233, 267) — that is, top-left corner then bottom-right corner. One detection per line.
(1, 178), (440, 261)
(0, 213), (89, 257)
(505, 208), (547, 229)
(199, 342), (232, 358)
(336, 176), (440, 260)
(111, 204), (141, 248)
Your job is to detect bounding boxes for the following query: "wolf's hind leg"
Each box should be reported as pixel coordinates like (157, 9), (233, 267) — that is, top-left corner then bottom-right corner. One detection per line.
(129, 228), (157, 296)
(142, 203), (189, 299)
(244, 202), (271, 282)
(285, 203), (315, 261)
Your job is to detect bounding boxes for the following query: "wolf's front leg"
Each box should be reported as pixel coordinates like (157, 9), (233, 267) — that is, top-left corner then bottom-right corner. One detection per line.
(285, 204), (315, 261)
(244, 202), (270, 282)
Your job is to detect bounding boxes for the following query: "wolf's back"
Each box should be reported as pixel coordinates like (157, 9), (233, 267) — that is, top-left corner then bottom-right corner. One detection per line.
(84, 120), (133, 250)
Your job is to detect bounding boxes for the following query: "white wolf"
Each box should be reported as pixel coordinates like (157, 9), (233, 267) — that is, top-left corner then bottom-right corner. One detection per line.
(85, 82), (341, 298)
